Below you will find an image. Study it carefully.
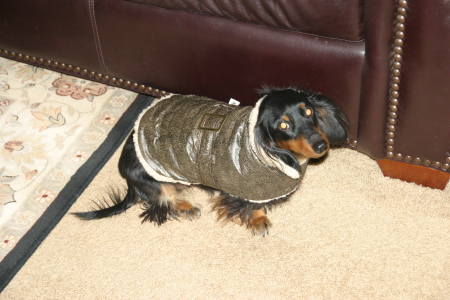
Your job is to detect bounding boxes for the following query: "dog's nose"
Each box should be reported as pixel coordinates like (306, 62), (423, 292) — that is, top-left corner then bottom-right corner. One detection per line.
(312, 140), (328, 154)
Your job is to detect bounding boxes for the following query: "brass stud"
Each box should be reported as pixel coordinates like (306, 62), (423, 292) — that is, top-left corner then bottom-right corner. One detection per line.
(387, 125), (396, 132)
(74, 67), (81, 73)
(132, 82), (139, 89)
(387, 139), (395, 146)
(139, 84), (146, 90)
(390, 98), (399, 105)
(392, 69), (401, 77)
(391, 90), (399, 98)
(413, 157), (422, 164)
(124, 81), (131, 87)
(432, 162), (441, 168)
(396, 23), (405, 31)
(445, 156), (450, 164)
(395, 31), (405, 39)
(392, 76), (400, 84)
(394, 39), (404, 47)
(389, 105), (398, 112)
(30, 57), (37, 63)
(404, 156), (412, 162)
(393, 61), (402, 69)
(393, 54), (402, 62)
(66, 65), (73, 71)
(387, 145), (395, 152)
(443, 163), (449, 170)
(146, 87), (153, 93)
(386, 152), (394, 158)
(387, 132), (395, 139)
(16, 53), (23, 60)
(391, 83), (399, 91)
(394, 46), (403, 54)
(395, 153), (403, 160)
(399, 0), (407, 8)
(389, 111), (397, 119)
(388, 118), (396, 125)
(81, 69), (88, 75)
(398, 7), (407, 15)
(397, 15), (405, 23)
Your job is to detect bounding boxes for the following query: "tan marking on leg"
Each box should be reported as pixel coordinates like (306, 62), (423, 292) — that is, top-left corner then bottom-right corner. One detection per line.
(175, 200), (194, 211)
(250, 209), (271, 236)
(160, 184), (179, 206)
(160, 184), (200, 219)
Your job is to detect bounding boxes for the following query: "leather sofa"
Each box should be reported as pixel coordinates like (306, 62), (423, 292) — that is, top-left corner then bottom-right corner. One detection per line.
(1, 0), (449, 189)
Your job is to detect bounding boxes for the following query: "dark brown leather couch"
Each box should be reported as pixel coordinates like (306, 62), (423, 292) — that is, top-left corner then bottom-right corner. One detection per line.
(1, 0), (449, 189)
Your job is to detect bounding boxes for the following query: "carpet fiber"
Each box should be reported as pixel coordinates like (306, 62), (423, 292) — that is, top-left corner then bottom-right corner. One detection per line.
(0, 57), (153, 290)
(1, 143), (449, 298)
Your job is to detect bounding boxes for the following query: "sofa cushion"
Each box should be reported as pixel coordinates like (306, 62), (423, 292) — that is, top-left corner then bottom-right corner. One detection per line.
(128, 0), (364, 41)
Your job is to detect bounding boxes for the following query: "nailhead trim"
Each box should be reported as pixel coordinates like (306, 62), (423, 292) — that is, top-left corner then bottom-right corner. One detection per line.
(384, 0), (449, 172)
(0, 49), (170, 98)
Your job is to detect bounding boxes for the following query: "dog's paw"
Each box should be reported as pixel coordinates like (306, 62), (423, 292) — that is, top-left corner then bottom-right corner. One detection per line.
(249, 210), (272, 237)
(175, 200), (201, 221)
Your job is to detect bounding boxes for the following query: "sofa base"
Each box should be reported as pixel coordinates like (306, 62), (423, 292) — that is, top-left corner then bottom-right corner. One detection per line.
(377, 159), (450, 190)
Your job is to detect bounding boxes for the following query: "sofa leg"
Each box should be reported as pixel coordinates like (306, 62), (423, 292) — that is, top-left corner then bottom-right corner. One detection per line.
(377, 159), (450, 190)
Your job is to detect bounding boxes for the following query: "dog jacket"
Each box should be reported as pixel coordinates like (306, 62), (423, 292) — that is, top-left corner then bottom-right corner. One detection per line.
(134, 94), (307, 203)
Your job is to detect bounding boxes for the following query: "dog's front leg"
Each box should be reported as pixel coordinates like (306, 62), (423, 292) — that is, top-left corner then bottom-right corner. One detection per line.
(249, 209), (272, 236)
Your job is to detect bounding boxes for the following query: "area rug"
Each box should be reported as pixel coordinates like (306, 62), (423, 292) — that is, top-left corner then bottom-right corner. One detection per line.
(0, 57), (153, 290)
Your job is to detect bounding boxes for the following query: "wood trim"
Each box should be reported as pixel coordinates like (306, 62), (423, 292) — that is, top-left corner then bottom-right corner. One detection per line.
(377, 159), (450, 190)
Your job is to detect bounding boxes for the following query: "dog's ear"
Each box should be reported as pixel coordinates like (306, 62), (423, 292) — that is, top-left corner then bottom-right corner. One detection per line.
(254, 121), (301, 172)
(309, 94), (350, 145)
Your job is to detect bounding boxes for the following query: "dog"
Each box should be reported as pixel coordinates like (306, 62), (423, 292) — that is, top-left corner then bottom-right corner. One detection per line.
(75, 88), (349, 236)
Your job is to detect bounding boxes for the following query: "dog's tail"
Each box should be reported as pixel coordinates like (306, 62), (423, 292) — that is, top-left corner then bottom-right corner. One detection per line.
(73, 184), (139, 220)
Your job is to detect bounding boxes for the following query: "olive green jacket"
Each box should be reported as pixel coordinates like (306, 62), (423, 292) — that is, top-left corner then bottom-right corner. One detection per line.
(134, 94), (307, 203)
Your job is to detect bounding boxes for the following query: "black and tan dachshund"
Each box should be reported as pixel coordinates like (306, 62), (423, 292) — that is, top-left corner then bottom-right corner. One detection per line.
(75, 88), (349, 236)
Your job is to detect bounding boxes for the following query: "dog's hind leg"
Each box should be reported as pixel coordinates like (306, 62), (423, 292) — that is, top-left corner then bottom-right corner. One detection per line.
(139, 183), (201, 225)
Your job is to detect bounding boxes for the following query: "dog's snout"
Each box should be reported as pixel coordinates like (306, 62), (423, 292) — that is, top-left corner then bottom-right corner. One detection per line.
(312, 140), (328, 154)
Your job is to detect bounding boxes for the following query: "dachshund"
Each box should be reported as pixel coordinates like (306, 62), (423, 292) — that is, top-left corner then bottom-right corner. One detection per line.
(74, 88), (350, 236)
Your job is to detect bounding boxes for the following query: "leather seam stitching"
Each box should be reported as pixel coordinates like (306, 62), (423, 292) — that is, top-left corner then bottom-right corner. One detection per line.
(89, 0), (108, 76)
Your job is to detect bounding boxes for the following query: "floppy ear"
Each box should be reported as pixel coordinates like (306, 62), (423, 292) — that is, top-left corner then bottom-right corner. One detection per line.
(309, 94), (350, 145)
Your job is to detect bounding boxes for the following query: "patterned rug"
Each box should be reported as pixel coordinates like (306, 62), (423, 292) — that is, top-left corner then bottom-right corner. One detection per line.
(0, 57), (153, 288)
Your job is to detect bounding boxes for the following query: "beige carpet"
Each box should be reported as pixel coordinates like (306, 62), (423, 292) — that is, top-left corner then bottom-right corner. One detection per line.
(1, 144), (449, 299)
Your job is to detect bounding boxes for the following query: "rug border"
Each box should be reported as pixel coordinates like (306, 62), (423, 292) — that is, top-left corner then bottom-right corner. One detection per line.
(0, 93), (154, 292)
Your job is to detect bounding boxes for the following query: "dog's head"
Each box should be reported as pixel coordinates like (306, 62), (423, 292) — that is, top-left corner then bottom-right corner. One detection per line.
(255, 88), (350, 171)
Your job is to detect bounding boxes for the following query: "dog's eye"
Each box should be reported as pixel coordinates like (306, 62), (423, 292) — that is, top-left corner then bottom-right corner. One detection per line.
(278, 121), (290, 130)
(305, 108), (313, 116)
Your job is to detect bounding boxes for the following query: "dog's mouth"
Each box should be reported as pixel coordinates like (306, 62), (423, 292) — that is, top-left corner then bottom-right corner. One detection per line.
(276, 135), (330, 159)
